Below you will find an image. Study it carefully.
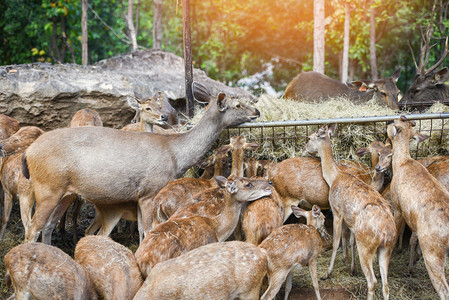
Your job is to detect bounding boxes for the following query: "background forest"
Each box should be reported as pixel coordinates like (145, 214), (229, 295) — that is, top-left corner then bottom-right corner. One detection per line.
(0, 0), (448, 95)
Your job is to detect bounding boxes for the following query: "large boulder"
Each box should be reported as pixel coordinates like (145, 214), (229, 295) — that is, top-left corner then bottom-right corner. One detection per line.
(0, 50), (255, 131)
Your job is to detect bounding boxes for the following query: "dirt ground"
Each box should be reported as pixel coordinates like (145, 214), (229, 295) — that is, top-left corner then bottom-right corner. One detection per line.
(0, 203), (445, 299)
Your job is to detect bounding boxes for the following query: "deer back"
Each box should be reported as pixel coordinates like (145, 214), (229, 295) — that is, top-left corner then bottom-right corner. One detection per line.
(135, 216), (219, 279)
(70, 108), (103, 128)
(284, 70), (401, 110)
(0, 126), (44, 157)
(5, 243), (97, 300)
(74, 236), (142, 300)
(133, 241), (268, 300)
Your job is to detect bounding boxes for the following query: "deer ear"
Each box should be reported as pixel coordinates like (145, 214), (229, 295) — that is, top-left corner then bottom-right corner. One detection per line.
(192, 82), (211, 104)
(226, 179), (238, 194)
(391, 67), (402, 82)
(217, 93), (228, 112)
(134, 91), (143, 100)
(414, 132), (429, 143)
(312, 205), (321, 218)
(291, 205), (305, 218)
(317, 125), (328, 138)
(127, 97), (141, 110)
(152, 91), (164, 102)
(434, 67), (449, 85)
(387, 125), (398, 139)
(215, 176), (227, 188)
(328, 124), (337, 136)
(356, 147), (370, 157)
(244, 142), (259, 151)
(219, 145), (232, 154)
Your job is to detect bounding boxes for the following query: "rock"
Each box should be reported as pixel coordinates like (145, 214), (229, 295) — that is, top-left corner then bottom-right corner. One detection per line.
(0, 50), (255, 131)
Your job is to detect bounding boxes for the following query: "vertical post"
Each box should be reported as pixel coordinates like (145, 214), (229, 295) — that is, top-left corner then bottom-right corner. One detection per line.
(182, 0), (194, 118)
(81, 0), (88, 65)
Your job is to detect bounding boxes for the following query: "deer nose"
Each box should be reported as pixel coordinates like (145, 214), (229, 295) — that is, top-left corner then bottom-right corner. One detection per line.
(255, 109), (260, 117)
(161, 114), (168, 122)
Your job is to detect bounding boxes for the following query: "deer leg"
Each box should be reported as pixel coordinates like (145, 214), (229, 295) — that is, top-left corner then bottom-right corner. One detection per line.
(341, 222), (350, 263)
(0, 191), (13, 239)
(408, 232), (419, 274)
(325, 212), (343, 279)
(420, 243), (449, 299)
(378, 246), (393, 300)
(41, 194), (76, 244)
(356, 241), (377, 300)
(85, 206), (102, 235)
(283, 270), (293, 300)
(18, 185), (34, 240)
(25, 188), (65, 243)
(70, 197), (83, 243)
(58, 211), (67, 234)
(260, 269), (291, 300)
(139, 195), (156, 236)
(309, 259), (322, 300)
(350, 231), (356, 275)
(396, 218), (406, 253)
(97, 208), (124, 237)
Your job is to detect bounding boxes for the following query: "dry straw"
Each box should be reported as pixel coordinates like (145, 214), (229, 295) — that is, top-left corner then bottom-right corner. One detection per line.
(188, 95), (449, 165)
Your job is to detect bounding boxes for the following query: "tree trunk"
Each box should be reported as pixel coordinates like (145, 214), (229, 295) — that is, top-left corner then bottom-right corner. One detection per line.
(127, 0), (138, 51)
(313, 0), (325, 74)
(81, 0), (88, 65)
(369, 6), (378, 79)
(153, 0), (163, 49)
(182, 0), (194, 117)
(341, 2), (350, 82)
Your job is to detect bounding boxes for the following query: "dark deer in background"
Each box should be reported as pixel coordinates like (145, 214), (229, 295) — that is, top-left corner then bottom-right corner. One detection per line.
(284, 69), (402, 110)
(400, 3), (449, 107)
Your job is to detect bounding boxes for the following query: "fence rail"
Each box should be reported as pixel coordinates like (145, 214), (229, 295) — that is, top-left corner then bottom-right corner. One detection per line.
(212, 112), (449, 161)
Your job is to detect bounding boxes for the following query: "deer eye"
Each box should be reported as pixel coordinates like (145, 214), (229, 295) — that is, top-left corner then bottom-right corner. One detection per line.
(245, 182), (253, 188)
(145, 107), (152, 111)
(236, 103), (241, 108)
(380, 91), (387, 97)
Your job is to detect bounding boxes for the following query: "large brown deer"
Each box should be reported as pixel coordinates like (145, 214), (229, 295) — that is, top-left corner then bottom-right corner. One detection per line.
(305, 124), (396, 300)
(284, 69), (402, 110)
(74, 235), (143, 300)
(387, 116), (449, 298)
(0, 126), (44, 239)
(22, 82), (260, 244)
(135, 176), (273, 278)
(5, 243), (98, 300)
(59, 108), (104, 242)
(151, 144), (232, 228)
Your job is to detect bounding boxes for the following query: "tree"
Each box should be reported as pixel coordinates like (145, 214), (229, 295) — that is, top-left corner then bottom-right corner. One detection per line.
(125, 0), (138, 51)
(153, 0), (163, 49)
(341, 1), (351, 82)
(81, 0), (88, 65)
(369, 3), (378, 79)
(313, 0), (325, 73)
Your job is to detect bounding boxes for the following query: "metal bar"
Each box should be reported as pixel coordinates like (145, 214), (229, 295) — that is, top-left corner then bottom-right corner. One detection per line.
(230, 113), (449, 128)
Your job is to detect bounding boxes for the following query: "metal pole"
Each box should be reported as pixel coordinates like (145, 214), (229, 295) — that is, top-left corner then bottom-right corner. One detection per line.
(182, 0), (194, 118)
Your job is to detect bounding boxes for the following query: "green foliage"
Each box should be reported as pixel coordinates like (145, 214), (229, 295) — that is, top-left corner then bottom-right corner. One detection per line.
(0, 0), (447, 93)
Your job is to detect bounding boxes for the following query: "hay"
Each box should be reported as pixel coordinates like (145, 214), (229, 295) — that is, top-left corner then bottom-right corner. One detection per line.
(185, 96), (449, 168)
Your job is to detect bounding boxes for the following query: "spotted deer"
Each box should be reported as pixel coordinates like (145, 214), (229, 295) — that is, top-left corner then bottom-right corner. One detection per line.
(305, 124), (396, 300)
(74, 235), (143, 300)
(387, 116), (449, 299)
(4, 243), (98, 300)
(135, 176), (272, 278)
(22, 82), (260, 244)
(151, 144), (232, 228)
(0, 126), (44, 239)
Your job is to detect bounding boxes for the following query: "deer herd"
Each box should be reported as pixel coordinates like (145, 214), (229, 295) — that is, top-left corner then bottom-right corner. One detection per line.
(1, 76), (449, 300)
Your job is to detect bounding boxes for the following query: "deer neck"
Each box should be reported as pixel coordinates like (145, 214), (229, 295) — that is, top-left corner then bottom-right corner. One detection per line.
(370, 171), (384, 192)
(213, 159), (225, 177)
(172, 105), (226, 177)
(359, 89), (376, 102)
(318, 137), (339, 186)
(213, 192), (244, 241)
(230, 148), (244, 177)
(391, 134), (412, 172)
(140, 121), (154, 133)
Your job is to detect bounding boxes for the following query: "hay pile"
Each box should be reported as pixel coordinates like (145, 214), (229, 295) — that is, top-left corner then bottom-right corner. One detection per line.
(188, 95), (449, 165)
